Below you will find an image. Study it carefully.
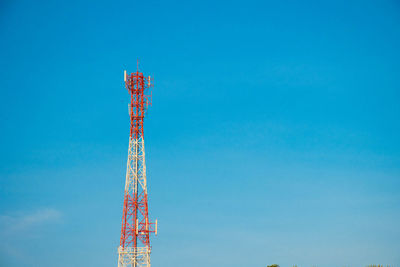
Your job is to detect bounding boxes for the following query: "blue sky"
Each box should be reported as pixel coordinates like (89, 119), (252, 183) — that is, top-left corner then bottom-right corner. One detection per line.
(1, 0), (400, 266)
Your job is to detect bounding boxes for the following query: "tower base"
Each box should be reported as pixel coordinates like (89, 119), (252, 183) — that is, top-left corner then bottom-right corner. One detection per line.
(118, 246), (151, 267)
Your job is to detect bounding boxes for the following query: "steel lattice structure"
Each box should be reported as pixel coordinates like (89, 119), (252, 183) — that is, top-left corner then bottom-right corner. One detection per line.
(118, 67), (157, 267)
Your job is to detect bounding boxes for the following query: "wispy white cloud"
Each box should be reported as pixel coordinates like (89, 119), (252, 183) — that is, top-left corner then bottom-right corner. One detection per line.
(0, 208), (62, 235)
(0, 208), (63, 264)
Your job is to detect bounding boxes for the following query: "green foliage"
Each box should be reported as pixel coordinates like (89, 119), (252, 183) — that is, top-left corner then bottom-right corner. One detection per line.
(267, 265), (279, 267)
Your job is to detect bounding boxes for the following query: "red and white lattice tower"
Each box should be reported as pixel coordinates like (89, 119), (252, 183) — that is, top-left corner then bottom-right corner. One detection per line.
(118, 65), (157, 267)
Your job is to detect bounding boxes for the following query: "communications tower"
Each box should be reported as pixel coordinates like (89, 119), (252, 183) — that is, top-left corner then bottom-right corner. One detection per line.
(118, 65), (157, 267)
